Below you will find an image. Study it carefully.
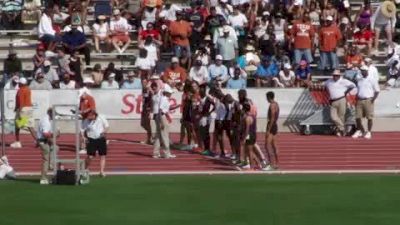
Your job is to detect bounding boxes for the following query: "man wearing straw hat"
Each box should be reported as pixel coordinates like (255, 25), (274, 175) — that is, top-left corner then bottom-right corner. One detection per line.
(371, 0), (397, 54)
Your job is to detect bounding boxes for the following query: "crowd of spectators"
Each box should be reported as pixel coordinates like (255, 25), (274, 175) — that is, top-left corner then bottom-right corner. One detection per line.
(1, 0), (400, 91)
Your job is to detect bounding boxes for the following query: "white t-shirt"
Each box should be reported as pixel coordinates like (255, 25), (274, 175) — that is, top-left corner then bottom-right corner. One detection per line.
(93, 23), (109, 38)
(189, 66), (209, 85)
(279, 70), (295, 87)
(159, 4), (181, 21)
(152, 91), (162, 114)
(84, 115), (109, 139)
(37, 114), (52, 140)
(134, 57), (156, 70)
(214, 99), (227, 121)
(159, 95), (171, 114)
(110, 17), (131, 34)
(59, 80), (76, 89)
(357, 76), (380, 99)
(38, 13), (55, 37)
(324, 78), (356, 100)
(143, 44), (158, 62)
(101, 80), (120, 89)
(228, 13), (248, 28)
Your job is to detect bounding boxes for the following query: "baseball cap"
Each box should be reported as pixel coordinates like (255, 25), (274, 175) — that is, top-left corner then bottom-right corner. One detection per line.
(326, 16), (333, 21)
(113, 9), (120, 15)
(171, 57), (179, 63)
(163, 84), (174, 94)
(223, 25), (230, 33)
(44, 60), (51, 67)
(216, 55), (223, 60)
(284, 64), (292, 69)
(19, 77), (27, 85)
(360, 65), (369, 71)
(109, 73), (116, 78)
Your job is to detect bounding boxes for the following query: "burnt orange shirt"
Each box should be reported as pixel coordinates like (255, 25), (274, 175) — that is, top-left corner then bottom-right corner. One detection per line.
(292, 20), (314, 49)
(319, 24), (342, 52)
(163, 66), (187, 84)
(15, 86), (32, 110)
(79, 95), (96, 119)
(346, 54), (363, 66)
(169, 20), (192, 47)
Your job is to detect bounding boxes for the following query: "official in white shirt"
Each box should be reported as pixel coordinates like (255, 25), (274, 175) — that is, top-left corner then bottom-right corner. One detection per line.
(323, 69), (356, 136)
(352, 66), (380, 139)
(83, 110), (109, 177)
(152, 84), (180, 159)
(364, 58), (379, 83)
(37, 108), (59, 185)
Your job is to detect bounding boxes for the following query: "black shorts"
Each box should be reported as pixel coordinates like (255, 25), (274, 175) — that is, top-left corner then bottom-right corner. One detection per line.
(214, 120), (224, 135)
(87, 137), (107, 156)
(267, 123), (278, 135)
(245, 135), (256, 145)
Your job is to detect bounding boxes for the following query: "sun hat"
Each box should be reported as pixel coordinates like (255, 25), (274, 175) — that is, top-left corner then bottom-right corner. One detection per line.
(381, 1), (396, 18)
(284, 64), (292, 69)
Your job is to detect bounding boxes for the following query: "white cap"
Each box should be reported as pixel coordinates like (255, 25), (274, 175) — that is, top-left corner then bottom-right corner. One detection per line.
(326, 16), (333, 21)
(150, 74), (160, 79)
(364, 58), (373, 63)
(127, 71), (135, 77)
(171, 57), (179, 63)
(263, 11), (270, 16)
(341, 17), (349, 24)
(44, 60), (51, 67)
(83, 77), (95, 83)
(284, 64), (292, 69)
(216, 55), (223, 60)
(109, 73), (116, 78)
(223, 25), (230, 33)
(220, 0), (228, 3)
(113, 9), (121, 15)
(294, 0), (302, 6)
(360, 65), (369, 71)
(19, 77), (27, 85)
(163, 84), (174, 94)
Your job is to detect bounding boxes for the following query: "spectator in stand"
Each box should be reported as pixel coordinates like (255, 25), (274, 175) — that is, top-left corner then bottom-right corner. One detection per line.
(295, 60), (311, 87)
(226, 66), (247, 89)
(278, 64), (296, 88)
(208, 55), (229, 86)
(217, 0), (233, 21)
(319, 15), (342, 71)
(4, 75), (20, 90)
(345, 45), (363, 67)
(138, 22), (162, 46)
(344, 63), (361, 83)
(255, 57), (279, 87)
(205, 7), (226, 36)
(179, 48), (191, 71)
(69, 50), (84, 85)
(4, 49), (22, 79)
(92, 15), (111, 53)
(142, 35), (159, 63)
(32, 45), (46, 71)
(169, 10), (192, 57)
(91, 64), (104, 88)
(22, 0), (41, 24)
(55, 47), (73, 79)
(364, 58), (379, 83)
(101, 73), (119, 89)
(291, 13), (315, 65)
(229, 64), (247, 80)
(188, 1), (205, 53)
(353, 23), (374, 56)
(213, 22), (237, 50)
(140, 0), (159, 28)
(322, 1), (338, 22)
(43, 60), (60, 88)
(62, 23), (91, 66)
(215, 26), (238, 67)
(371, 1), (396, 55)
(159, 0), (180, 22)
(110, 9), (132, 54)
(30, 69), (53, 90)
(228, 6), (248, 47)
(194, 46), (211, 66)
(237, 45), (260, 76)
(53, 4), (68, 26)
(112, 0), (129, 10)
(38, 8), (59, 51)
(10, 77), (36, 148)
(59, 73), (77, 89)
(189, 59), (209, 85)
(259, 33), (278, 60)
(254, 12), (270, 40)
(355, 0), (372, 28)
(162, 57), (187, 91)
(134, 48), (156, 80)
(121, 71), (142, 89)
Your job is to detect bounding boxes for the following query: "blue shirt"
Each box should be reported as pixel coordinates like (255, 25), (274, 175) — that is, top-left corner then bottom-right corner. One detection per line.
(227, 78), (246, 89)
(121, 79), (142, 89)
(62, 31), (86, 48)
(256, 63), (279, 78)
(295, 67), (311, 80)
(208, 64), (228, 81)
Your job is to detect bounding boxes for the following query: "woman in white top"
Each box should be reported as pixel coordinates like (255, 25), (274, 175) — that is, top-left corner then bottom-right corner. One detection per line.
(272, 13), (287, 44)
(92, 15), (111, 53)
(189, 59), (209, 85)
(278, 64), (296, 88)
(134, 48), (156, 80)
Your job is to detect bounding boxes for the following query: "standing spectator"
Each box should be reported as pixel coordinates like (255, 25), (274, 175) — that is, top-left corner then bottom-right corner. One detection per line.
(226, 67), (247, 89)
(295, 60), (311, 87)
(205, 7), (225, 36)
(92, 15), (111, 53)
(188, 2), (205, 53)
(32, 45), (46, 71)
(22, 0), (42, 24)
(189, 59), (209, 85)
(110, 9), (132, 54)
(4, 49), (22, 79)
(371, 1), (396, 54)
(83, 110), (109, 177)
(101, 73), (119, 89)
(208, 55), (229, 85)
(162, 57), (187, 90)
(291, 13), (315, 64)
(179, 48), (192, 71)
(59, 73), (77, 89)
(142, 35), (159, 63)
(38, 8), (58, 51)
(29, 70), (53, 90)
(319, 15), (342, 70)
(216, 26), (238, 67)
(121, 71), (142, 89)
(168, 11), (192, 57)
(62, 24), (91, 66)
(278, 64), (296, 88)
(228, 6), (248, 46)
(43, 60), (60, 88)
(352, 66), (380, 139)
(255, 57), (279, 87)
(10, 77), (36, 148)
(140, 0), (159, 28)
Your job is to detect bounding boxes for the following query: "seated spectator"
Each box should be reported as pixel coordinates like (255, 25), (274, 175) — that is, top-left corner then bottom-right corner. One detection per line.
(295, 60), (311, 87)
(29, 70), (53, 90)
(69, 50), (84, 85)
(208, 55), (229, 85)
(229, 65), (247, 80)
(32, 45), (46, 71)
(277, 64), (295, 88)
(142, 36), (159, 62)
(110, 9), (132, 54)
(255, 57), (279, 87)
(194, 46), (211, 66)
(91, 64), (104, 88)
(53, 4), (68, 26)
(62, 23), (90, 65)
(353, 24), (374, 56)
(121, 71), (142, 89)
(227, 66), (246, 89)
(4, 75), (20, 90)
(162, 57), (187, 90)
(4, 49), (22, 79)
(273, 48), (292, 70)
(259, 33), (278, 59)
(21, 0), (41, 24)
(237, 45), (260, 77)
(189, 59), (209, 85)
(38, 8), (59, 51)
(134, 48), (156, 80)
(344, 63), (361, 83)
(345, 45), (363, 67)
(138, 22), (162, 46)
(1, 0), (23, 30)
(59, 73), (77, 89)
(101, 73), (119, 89)
(111, 0), (129, 10)
(43, 60), (60, 88)
(55, 47), (73, 79)
(92, 15), (111, 53)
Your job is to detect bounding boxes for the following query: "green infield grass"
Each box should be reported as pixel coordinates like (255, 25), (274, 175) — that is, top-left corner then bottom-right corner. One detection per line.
(0, 174), (399, 225)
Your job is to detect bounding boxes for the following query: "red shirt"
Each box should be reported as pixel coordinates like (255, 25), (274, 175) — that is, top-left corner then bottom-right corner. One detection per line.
(15, 86), (32, 110)
(139, 29), (160, 40)
(292, 20), (315, 49)
(79, 95), (96, 119)
(353, 29), (374, 45)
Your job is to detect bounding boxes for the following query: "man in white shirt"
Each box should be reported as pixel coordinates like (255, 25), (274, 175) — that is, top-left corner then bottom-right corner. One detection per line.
(37, 108), (58, 185)
(151, 83), (179, 159)
(84, 110), (109, 177)
(352, 66), (380, 139)
(101, 73), (120, 89)
(189, 59), (209, 85)
(322, 69), (356, 136)
(38, 9), (59, 51)
(110, 9), (132, 53)
(364, 58), (379, 83)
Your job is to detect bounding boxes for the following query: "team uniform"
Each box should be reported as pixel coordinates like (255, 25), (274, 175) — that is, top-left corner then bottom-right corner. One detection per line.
(267, 102), (280, 135)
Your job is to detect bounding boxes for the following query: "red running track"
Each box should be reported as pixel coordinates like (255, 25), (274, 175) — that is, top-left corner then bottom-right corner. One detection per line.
(2, 132), (400, 173)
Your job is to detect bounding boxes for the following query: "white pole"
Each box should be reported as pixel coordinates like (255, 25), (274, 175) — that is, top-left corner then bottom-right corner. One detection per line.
(0, 75), (6, 156)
